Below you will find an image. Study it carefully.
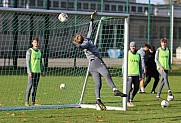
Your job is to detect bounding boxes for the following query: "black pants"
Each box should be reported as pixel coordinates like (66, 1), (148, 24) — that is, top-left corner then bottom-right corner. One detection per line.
(144, 75), (159, 92)
(127, 76), (140, 102)
(26, 73), (40, 103)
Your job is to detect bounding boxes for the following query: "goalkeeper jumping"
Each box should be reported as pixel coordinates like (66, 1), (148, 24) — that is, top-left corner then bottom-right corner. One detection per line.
(73, 11), (127, 110)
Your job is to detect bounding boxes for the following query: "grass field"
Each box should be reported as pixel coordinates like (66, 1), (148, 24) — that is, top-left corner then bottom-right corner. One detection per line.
(0, 68), (181, 123)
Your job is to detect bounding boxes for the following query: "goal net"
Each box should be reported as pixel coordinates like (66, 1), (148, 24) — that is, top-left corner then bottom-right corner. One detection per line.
(0, 8), (129, 111)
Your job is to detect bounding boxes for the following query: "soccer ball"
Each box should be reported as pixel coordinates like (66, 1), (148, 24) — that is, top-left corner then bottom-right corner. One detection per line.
(60, 83), (66, 89)
(167, 95), (174, 101)
(58, 13), (68, 22)
(161, 100), (169, 108)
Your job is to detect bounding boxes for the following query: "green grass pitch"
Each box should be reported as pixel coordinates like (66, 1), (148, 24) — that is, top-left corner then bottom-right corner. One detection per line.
(0, 69), (181, 123)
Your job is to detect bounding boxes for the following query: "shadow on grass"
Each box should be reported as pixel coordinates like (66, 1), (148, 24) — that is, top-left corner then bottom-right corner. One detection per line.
(128, 115), (181, 122)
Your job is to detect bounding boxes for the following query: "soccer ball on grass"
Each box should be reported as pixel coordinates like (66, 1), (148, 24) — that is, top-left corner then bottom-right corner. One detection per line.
(161, 100), (169, 108)
(60, 83), (66, 89)
(58, 13), (68, 22)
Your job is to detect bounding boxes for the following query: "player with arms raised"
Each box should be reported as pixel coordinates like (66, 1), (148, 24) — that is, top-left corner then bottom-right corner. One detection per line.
(73, 11), (127, 110)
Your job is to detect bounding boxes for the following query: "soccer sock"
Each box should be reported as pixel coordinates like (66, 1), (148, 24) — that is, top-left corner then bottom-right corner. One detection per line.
(140, 87), (145, 92)
(113, 88), (118, 91)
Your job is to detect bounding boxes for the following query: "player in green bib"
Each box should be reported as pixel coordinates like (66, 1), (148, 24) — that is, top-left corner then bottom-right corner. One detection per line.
(123, 42), (143, 107)
(155, 38), (174, 100)
(25, 37), (45, 106)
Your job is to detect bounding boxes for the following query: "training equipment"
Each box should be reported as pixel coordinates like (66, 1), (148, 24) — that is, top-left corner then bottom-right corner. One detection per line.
(60, 84), (66, 89)
(0, 8), (129, 111)
(167, 95), (174, 101)
(161, 100), (169, 108)
(58, 13), (68, 22)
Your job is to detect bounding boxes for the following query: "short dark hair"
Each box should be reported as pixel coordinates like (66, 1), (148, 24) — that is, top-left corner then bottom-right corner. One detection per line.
(32, 37), (39, 42)
(160, 38), (167, 43)
(150, 46), (155, 51)
(144, 44), (151, 49)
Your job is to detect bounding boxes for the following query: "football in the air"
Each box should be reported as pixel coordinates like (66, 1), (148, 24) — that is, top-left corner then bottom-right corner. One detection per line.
(58, 13), (68, 22)
(161, 100), (169, 108)
(167, 95), (174, 101)
(60, 83), (66, 89)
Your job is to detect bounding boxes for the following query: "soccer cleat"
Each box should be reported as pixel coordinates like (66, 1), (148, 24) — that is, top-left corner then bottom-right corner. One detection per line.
(25, 102), (30, 106)
(168, 90), (173, 96)
(96, 99), (106, 110)
(156, 96), (163, 100)
(139, 90), (146, 94)
(167, 95), (174, 101)
(152, 91), (156, 94)
(151, 91), (156, 94)
(127, 102), (135, 107)
(32, 102), (40, 106)
(114, 90), (127, 97)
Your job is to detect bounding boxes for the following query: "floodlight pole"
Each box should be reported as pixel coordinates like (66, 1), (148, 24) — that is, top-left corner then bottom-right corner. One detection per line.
(170, 0), (175, 64)
(126, 0), (129, 14)
(147, 0), (150, 44)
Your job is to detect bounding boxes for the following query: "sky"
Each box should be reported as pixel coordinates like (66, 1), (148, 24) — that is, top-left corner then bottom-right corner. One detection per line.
(137, 0), (165, 4)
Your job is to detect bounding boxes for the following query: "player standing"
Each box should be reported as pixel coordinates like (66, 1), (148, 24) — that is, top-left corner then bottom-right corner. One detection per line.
(25, 37), (45, 106)
(155, 38), (173, 100)
(125, 42), (143, 107)
(73, 11), (127, 110)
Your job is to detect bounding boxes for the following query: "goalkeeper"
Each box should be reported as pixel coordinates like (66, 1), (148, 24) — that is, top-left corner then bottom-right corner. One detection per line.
(73, 11), (127, 110)
(25, 37), (45, 106)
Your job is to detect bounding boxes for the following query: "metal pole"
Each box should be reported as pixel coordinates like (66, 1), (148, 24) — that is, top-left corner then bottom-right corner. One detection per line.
(14, 0), (17, 8)
(170, 0), (174, 64)
(123, 16), (129, 111)
(73, 0), (78, 67)
(99, 0), (104, 53)
(46, 0), (49, 10)
(147, 0), (150, 44)
(101, 0), (104, 12)
(43, 0), (50, 72)
(12, 0), (18, 68)
(126, 0), (129, 14)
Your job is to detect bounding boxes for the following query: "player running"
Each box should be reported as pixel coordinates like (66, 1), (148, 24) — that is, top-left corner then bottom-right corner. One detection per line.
(72, 11), (127, 110)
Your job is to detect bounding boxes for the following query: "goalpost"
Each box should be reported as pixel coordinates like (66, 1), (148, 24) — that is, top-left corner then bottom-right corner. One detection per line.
(0, 8), (129, 111)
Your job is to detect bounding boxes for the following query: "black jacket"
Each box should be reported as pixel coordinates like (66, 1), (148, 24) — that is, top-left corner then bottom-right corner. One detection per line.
(145, 50), (159, 77)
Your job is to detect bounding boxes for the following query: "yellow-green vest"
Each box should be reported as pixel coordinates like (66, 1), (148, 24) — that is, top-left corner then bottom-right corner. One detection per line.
(128, 51), (140, 75)
(157, 47), (170, 70)
(30, 48), (41, 73)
